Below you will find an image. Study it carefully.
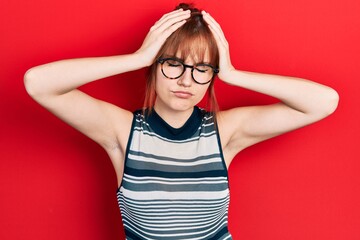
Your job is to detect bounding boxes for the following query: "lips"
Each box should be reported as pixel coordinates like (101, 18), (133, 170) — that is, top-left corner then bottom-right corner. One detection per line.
(172, 91), (193, 99)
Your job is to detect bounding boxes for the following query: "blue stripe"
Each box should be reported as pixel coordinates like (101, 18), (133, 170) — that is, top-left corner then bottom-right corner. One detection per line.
(124, 167), (228, 178)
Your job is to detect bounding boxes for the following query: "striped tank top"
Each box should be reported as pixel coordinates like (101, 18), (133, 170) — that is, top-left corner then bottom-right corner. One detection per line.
(117, 106), (232, 240)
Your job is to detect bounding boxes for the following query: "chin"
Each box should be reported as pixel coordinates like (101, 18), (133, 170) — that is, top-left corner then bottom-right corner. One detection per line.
(168, 100), (196, 112)
(172, 104), (193, 112)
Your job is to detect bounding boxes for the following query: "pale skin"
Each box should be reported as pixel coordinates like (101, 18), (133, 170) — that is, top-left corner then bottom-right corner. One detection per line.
(24, 9), (339, 186)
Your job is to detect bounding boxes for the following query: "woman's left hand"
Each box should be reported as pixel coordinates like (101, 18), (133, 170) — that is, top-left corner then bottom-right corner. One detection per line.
(202, 11), (235, 83)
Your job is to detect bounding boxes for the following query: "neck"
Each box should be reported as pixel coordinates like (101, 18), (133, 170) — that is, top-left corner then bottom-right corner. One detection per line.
(153, 103), (194, 129)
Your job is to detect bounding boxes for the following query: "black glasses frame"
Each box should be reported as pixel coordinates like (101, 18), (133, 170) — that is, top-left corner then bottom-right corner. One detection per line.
(157, 57), (219, 85)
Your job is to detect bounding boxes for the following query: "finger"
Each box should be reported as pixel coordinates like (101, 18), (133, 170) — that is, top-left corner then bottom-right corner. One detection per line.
(154, 9), (183, 27)
(202, 11), (228, 47)
(202, 11), (224, 36)
(156, 10), (190, 32)
(159, 10), (190, 28)
(158, 8), (184, 22)
(202, 11), (222, 32)
(151, 9), (190, 32)
(161, 19), (187, 40)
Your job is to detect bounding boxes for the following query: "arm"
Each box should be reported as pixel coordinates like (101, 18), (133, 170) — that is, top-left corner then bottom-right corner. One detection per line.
(24, 9), (191, 155)
(202, 11), (339, 165)
(24, 54), (143, 150)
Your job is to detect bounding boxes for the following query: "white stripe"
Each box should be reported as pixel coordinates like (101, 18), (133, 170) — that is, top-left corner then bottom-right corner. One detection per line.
(118, 192), (229, 206)
(202, 122), (214, 127)
(121, 209), (227, 226)
(128, 153), (220, 166)
(123, 174), (228, 182)
(121, 210), (225, 228)
(121, 210), (227, 232)
(121, 188), (229, 200)
(134, 127), (216, 143)
(118, 199), (229, 212)
(123, 177), (228, 185)
(121, 201), (228, 215)
(204, 114), (213, 120)
(130, 131), (220, 160)
(121, 207), (226, 220)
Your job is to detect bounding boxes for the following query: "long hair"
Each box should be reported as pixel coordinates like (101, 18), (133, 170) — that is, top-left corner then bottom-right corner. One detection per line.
(143, 3), (219, 114)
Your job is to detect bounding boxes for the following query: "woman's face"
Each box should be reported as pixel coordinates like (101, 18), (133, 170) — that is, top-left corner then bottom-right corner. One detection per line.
(154, 52), (211, 114)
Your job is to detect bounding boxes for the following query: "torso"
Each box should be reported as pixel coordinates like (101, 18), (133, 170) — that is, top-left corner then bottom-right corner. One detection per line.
(116, 107), (232, 239)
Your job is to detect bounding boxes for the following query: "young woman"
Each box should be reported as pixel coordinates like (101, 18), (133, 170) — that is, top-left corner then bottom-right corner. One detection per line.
(24, 3), (339, 240)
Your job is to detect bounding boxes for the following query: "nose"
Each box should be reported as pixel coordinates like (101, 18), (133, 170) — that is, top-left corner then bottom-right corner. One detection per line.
(177, 67), (193, 87)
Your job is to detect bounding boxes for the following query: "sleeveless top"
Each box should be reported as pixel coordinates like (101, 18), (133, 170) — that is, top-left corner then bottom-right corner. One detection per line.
(117, 106), (232, 240)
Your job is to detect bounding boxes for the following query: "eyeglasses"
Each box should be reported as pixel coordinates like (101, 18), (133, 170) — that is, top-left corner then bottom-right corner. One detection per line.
(157, 57), (219, 85)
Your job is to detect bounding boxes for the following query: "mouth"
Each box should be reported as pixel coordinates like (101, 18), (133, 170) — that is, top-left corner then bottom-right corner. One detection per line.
(172, 91), (193, 99)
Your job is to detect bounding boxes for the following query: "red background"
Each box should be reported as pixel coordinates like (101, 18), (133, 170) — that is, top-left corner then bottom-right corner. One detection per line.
(1, 0), (359, 239)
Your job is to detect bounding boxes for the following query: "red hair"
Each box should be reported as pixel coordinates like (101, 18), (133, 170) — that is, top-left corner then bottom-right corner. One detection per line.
(143, 3), (219, 114)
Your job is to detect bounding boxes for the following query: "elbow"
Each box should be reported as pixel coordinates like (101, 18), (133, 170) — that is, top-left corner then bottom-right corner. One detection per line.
(24, 68), (36, 97)
(325, 88), (340, 115)
(24, 68), (43, 101)
(318, 88), (339, 118)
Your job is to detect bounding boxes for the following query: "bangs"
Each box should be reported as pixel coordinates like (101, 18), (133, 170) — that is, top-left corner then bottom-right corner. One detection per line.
(156, 18), (219, 67)
(164, 36), (214, 65)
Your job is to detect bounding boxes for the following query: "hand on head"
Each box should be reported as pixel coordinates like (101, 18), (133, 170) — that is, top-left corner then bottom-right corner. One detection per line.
(201, 11), (235, 82)
(136, 4), (235, 83)
(136, 9), (191, 67)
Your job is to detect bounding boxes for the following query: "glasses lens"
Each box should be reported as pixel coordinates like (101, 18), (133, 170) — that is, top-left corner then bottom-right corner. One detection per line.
(162, 59), (184, 79)
(193, 64), (214, 84)
(160, 58), (215, 84)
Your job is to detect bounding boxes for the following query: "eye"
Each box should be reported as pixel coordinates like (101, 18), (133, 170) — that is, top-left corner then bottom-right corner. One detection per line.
(166, 59), (182, 67)
(195, 64), (212, 73)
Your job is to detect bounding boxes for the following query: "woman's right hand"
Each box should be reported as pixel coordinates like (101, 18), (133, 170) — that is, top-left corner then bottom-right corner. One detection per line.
(135, 8), (191, 67)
